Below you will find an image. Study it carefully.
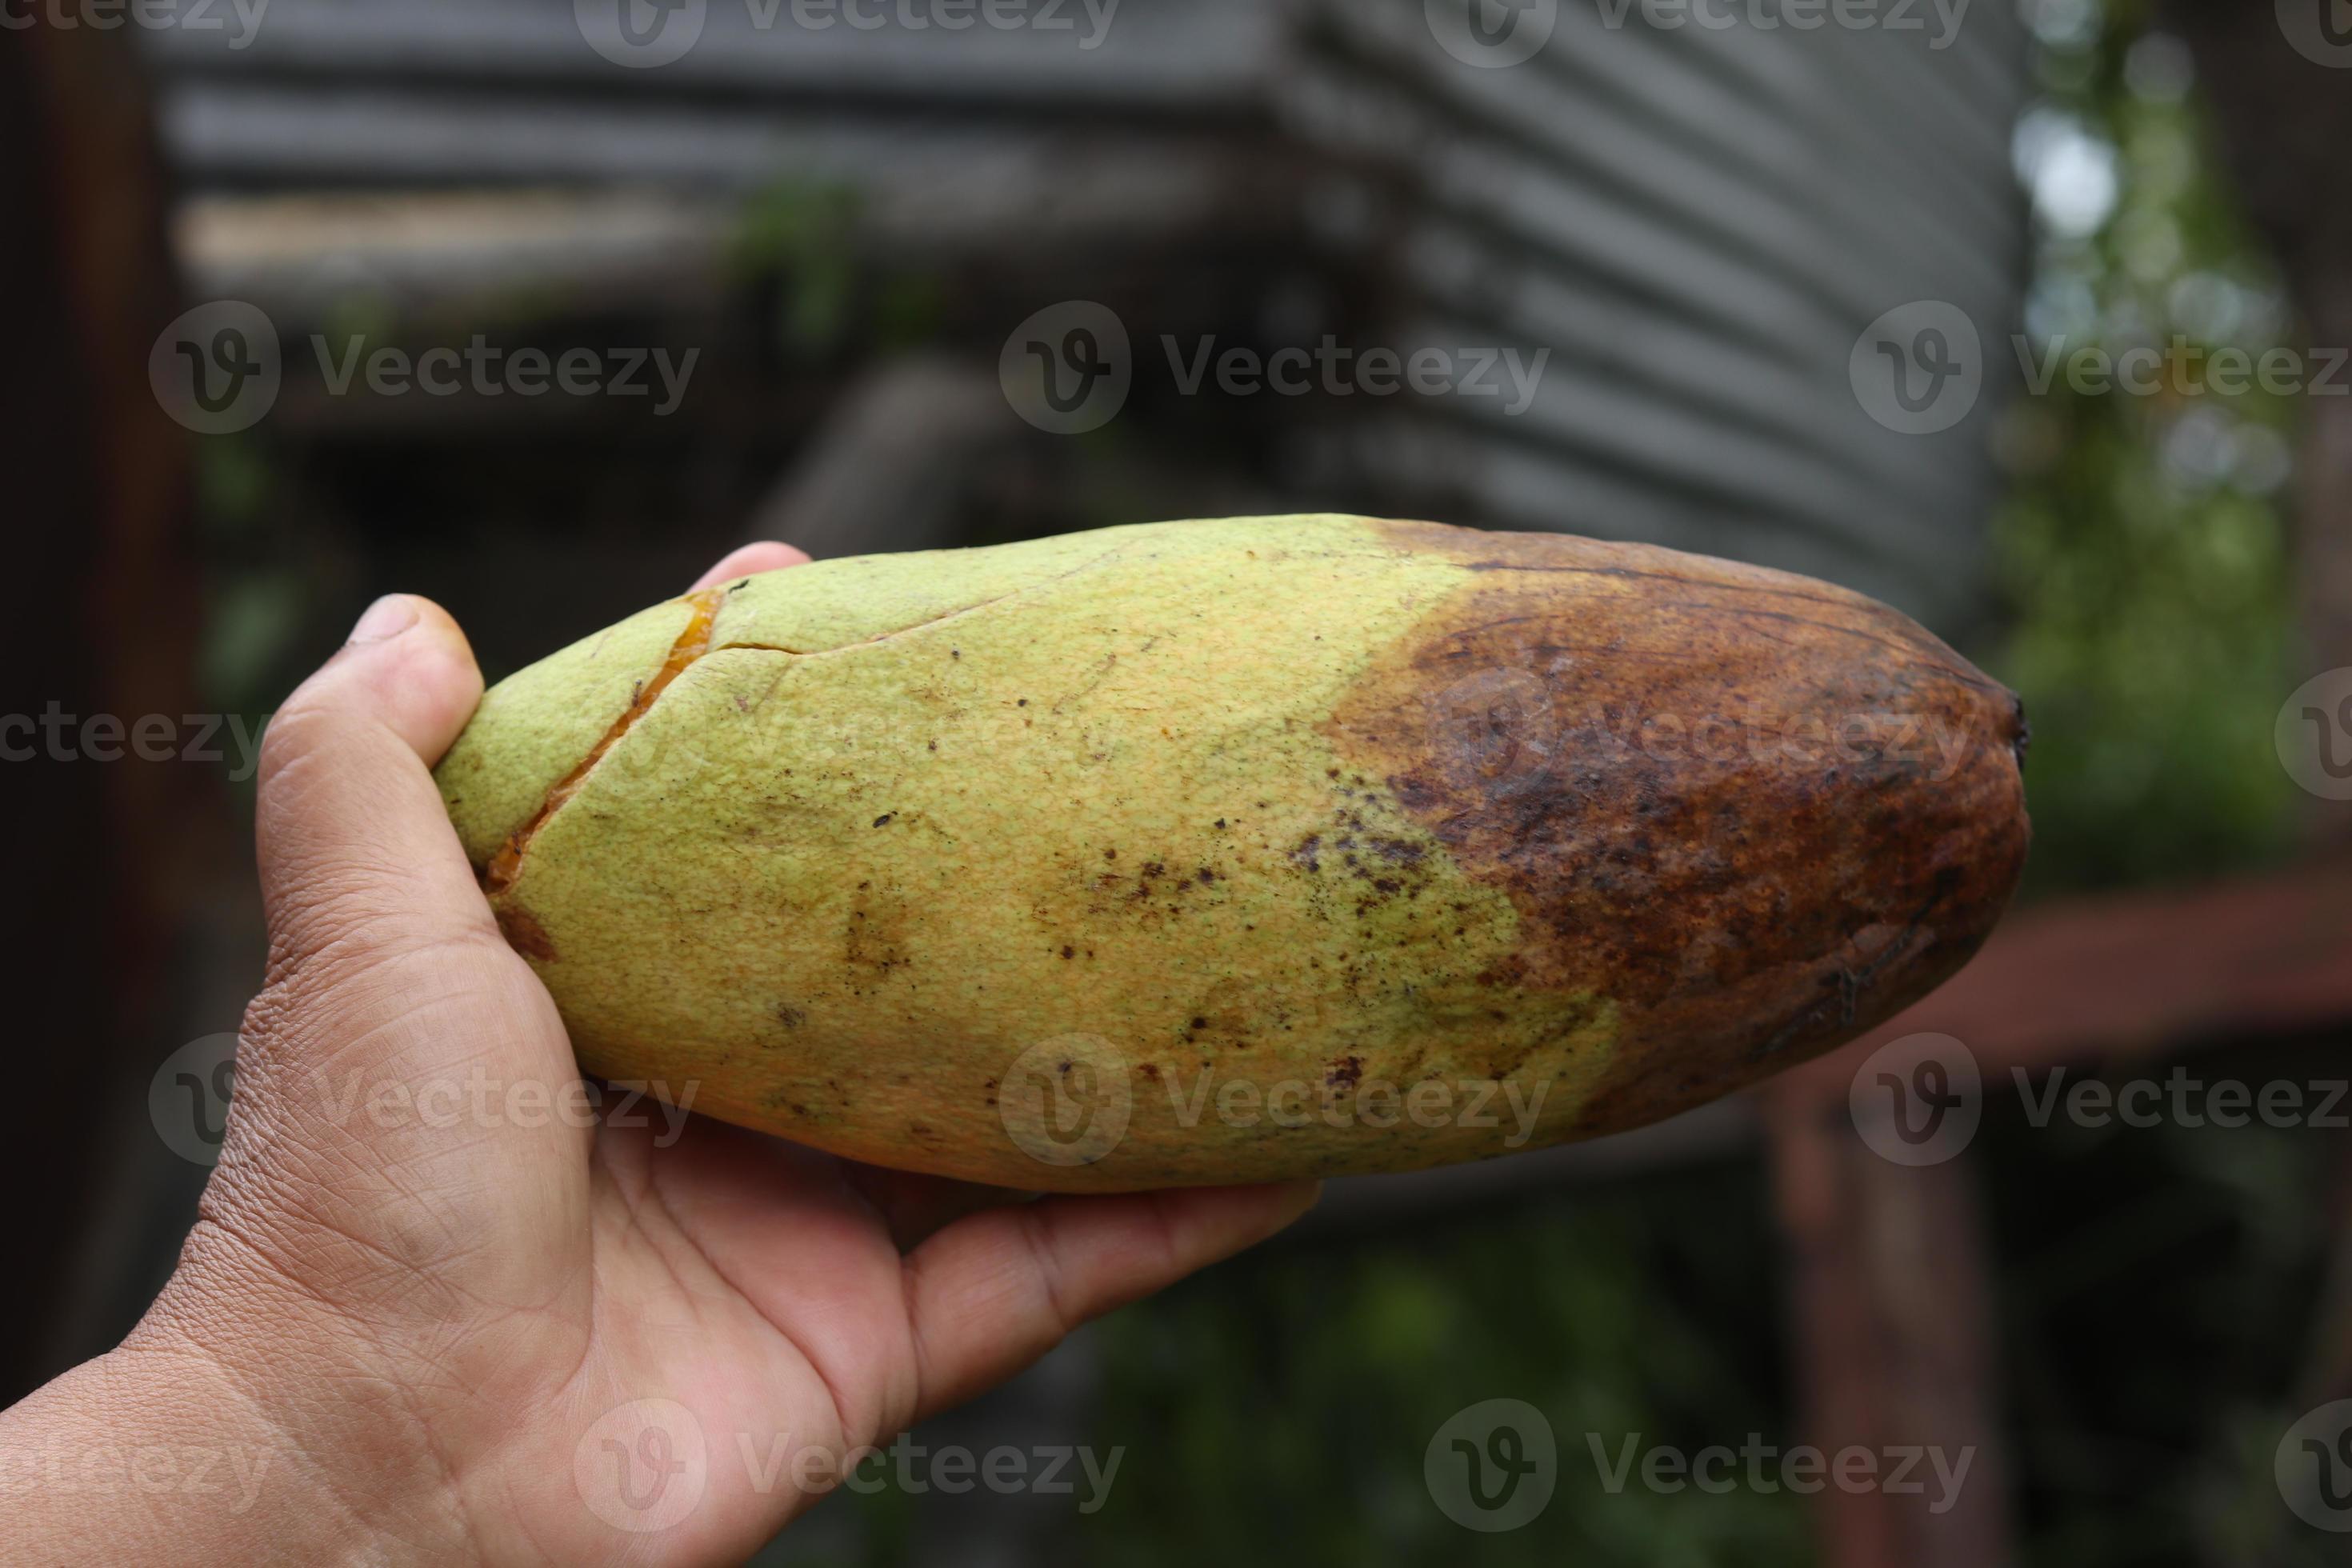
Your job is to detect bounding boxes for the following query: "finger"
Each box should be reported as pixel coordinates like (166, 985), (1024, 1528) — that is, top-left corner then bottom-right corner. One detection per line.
(898, 1182), (1320, 1422)
(253, 594), (504, 988)
(840, 1162), (1036, 1250)
(691, 541), (810, 591)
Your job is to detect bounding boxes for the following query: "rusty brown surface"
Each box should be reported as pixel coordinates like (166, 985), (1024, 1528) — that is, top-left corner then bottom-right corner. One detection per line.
(1769, 1097), (2018, 1568)
(1330, 520), (2030, 1135)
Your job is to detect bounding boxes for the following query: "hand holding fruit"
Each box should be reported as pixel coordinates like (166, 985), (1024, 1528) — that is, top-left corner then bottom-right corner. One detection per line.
(0, 542), (1318, 1566)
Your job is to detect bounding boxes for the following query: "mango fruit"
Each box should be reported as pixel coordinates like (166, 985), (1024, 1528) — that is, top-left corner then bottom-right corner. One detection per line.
(435, 516), (2028, 1190)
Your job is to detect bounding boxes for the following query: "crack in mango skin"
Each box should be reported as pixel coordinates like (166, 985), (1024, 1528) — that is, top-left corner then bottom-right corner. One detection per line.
(434, 516), (2028, 1191)
(482, 587), (725, 899)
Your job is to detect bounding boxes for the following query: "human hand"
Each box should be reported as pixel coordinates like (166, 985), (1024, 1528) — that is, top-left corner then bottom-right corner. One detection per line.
(0, 542), (1318, 1565)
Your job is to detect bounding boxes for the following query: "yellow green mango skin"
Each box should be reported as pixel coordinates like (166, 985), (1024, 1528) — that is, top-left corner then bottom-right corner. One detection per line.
(434, 516), (2029, 1191)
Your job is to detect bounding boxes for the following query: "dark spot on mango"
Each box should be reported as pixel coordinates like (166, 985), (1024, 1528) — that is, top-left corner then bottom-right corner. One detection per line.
(1330, 518), (2029, 1135)
(495, 905), (559, 962)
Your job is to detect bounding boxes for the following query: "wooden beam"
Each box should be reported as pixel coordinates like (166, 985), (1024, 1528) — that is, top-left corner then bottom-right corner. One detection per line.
(1777, 862), (2352, 1101)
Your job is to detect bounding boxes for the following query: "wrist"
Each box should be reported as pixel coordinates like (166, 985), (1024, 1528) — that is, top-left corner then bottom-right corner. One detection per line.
(0, 1336), (324, 1563)
(0, 1259), (486, 1566)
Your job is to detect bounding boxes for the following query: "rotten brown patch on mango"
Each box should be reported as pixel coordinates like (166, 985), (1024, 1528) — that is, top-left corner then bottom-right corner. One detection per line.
(1330, 520), (2029, 1133)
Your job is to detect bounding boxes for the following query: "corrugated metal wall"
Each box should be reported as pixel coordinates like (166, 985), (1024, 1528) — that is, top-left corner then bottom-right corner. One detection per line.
(141, 0), (2029, 634)
(1291, 0), (2030, 632)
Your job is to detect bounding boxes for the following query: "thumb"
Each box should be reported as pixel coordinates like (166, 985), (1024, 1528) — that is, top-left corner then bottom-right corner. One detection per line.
(254, 594), (492, 983)
(202, 598), (583, 1321)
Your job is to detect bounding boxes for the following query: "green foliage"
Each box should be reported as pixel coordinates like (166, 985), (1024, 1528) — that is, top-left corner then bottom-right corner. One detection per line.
(731, 178), (871, 357)
(1070, 1169), (1809, 1568)
(1993, 3), (2303, 894)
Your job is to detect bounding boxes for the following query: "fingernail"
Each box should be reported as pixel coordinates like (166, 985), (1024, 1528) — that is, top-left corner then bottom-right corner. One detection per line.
(349, 595), (418, 646)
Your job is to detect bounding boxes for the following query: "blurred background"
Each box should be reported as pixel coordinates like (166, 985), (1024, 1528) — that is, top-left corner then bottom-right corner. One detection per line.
(8, 0), (2352, 1562)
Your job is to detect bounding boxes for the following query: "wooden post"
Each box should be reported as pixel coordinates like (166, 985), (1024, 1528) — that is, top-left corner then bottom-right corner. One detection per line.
(1766, 1086), (2018, 1568)
(0, 18), (206, 1402)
